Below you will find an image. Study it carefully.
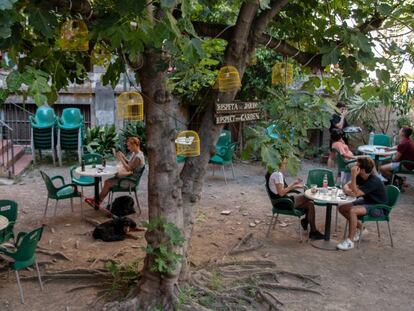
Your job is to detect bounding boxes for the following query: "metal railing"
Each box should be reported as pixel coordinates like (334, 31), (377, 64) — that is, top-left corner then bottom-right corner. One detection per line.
(0, 119), (15, 178)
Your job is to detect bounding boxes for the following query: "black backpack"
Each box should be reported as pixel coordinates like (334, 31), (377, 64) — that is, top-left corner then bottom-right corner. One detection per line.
(110, 196), (136, 217)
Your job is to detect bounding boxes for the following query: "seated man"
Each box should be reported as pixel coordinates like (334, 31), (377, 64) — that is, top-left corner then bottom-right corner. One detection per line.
(266, 159), (324, 240)
(380, 127), (414, 181)
(337, 157), (388, 251)
(86, 137), (145, 209)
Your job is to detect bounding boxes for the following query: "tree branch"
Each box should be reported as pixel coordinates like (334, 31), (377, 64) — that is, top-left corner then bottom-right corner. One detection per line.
(257, 34), (322, 70)
(252, 0), (290, 39)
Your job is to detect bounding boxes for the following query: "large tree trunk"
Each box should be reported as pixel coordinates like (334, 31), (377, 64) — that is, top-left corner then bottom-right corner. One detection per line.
(178, 1), (260, 281)
(109, 48), (184, 310)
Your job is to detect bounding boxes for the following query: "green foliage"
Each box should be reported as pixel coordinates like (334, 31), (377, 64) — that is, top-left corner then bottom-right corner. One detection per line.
(84, 125), (119, 156)
(242, 89), (332, 174)
(141, 217), (185, 275)
(120, 121), (146, 154)
(106, 259), (142, 296)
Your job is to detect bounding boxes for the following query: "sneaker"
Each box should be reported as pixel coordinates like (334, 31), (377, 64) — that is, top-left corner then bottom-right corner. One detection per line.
(309, 231), (324, 240)
(301, 218), (309, 231)
(353, 228), (368, 242)
(337, 239), (354, 250)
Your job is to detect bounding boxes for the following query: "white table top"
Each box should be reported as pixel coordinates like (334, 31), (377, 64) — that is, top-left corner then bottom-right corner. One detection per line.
(358, 145), (396, 157)
(0, 215), (9, 231)
(75, 165), (118, 178)
(304, 188), (356, 205)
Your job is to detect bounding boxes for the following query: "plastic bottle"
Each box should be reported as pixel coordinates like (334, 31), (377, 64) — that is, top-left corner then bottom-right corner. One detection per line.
(368, 131), (375, 145)
(322, 174), (328, 192)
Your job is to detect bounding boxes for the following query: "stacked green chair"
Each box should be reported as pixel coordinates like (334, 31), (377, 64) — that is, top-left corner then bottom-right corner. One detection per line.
(209, 143), (236, 184)
(265, 186), (306, 241)
(343, 185), (400, 248)
(0, 200), (18, 244)
(108, 166), (145, 216)
(57, 108), (84, 166)
(29, 106), (57, 165)
(40, 170), (82, 218)
(0, 226), (44, 304)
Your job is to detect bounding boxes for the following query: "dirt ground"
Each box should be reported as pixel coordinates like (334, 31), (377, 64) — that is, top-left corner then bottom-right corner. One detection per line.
(0, 159), (413, 311)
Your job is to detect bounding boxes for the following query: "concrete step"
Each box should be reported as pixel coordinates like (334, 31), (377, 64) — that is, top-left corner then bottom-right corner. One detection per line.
(0, 139), (12, 154)
(0, 145), (25, 168)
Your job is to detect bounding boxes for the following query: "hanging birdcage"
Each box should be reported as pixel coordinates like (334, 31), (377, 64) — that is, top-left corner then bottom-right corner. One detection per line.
(117, 92), (144, 121)
(400, 78), (408, 94)
(91, 44), (111, 67)
(218, 66), (241, 92)
(249, 48), (257, 65)
(272, 62), (293, 85)
(175, 130), (200, 157)
(59, 20), (89, 51)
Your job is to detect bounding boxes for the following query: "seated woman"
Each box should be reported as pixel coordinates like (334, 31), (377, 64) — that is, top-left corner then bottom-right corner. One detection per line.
(265, 159), (324, 240)
(86, 137), (145, 209)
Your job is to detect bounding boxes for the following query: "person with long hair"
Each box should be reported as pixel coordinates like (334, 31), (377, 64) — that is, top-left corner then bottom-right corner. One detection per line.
(86, 136), (145, 209)
(266, 159), (324, 240)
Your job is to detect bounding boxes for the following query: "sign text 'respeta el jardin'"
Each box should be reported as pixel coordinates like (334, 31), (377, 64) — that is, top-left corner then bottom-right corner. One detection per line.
(215, 101), (262, 124)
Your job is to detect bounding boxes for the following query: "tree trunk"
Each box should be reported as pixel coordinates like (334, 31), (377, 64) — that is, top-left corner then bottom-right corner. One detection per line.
(108, 48), (184, 310)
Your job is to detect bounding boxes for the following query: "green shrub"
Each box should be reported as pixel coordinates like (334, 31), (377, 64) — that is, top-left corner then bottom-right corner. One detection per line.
(84, 124), (119, 156)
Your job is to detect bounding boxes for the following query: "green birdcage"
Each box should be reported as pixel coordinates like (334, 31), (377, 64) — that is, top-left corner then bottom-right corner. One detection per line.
(59, 20), (89, 51)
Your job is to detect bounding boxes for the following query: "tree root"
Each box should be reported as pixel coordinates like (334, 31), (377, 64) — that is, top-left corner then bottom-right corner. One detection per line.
(36, 248), (72, 261)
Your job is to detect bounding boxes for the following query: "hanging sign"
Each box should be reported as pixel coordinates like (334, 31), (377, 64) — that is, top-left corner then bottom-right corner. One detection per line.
(215, 101), (262, 124)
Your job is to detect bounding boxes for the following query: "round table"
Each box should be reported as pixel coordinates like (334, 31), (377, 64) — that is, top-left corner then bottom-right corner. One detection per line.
(305, 188), (356, 251)
(75, 165), (118, 208)
(357, 145), (396, 169)
(0, 215), (9, 231)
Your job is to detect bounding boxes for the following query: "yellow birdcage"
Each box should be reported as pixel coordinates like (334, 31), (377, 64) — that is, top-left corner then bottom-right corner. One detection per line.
(175, 130), (200, 157)
(218, 66), (241, 92)
(91, 44), (111, 67)
(400, 78), (408, 94)
(272, 62), (293, 85)
(117, 92), (144, 121)
(59, 20), (89, 51)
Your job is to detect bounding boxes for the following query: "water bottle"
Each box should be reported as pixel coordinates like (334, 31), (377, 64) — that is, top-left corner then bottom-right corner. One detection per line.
(81, 160), (85, 172)
(368, 132), (374, 145)
(322, 174), (328, 193)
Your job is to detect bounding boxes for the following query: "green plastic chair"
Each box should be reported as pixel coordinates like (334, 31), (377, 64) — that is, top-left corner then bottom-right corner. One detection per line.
(305, 168), (339, 230)
(216, 130), (232, 147)
(333, 149), (357, 185)
(391, 160), (414, 187)
(344, 185), (400, 248)
(265, 186), (306, 241)
(176, 155), (186, 163)
(373, 134), (392, 147)
(108, 166), (145, 216)
(0, 226), (44, 304)
(29, 106), (56, 129)
(40, 170), (82, 218)
(0, 200), (18, 244)
(209, 143), (236, 184)
(58, 108), (84, 130)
